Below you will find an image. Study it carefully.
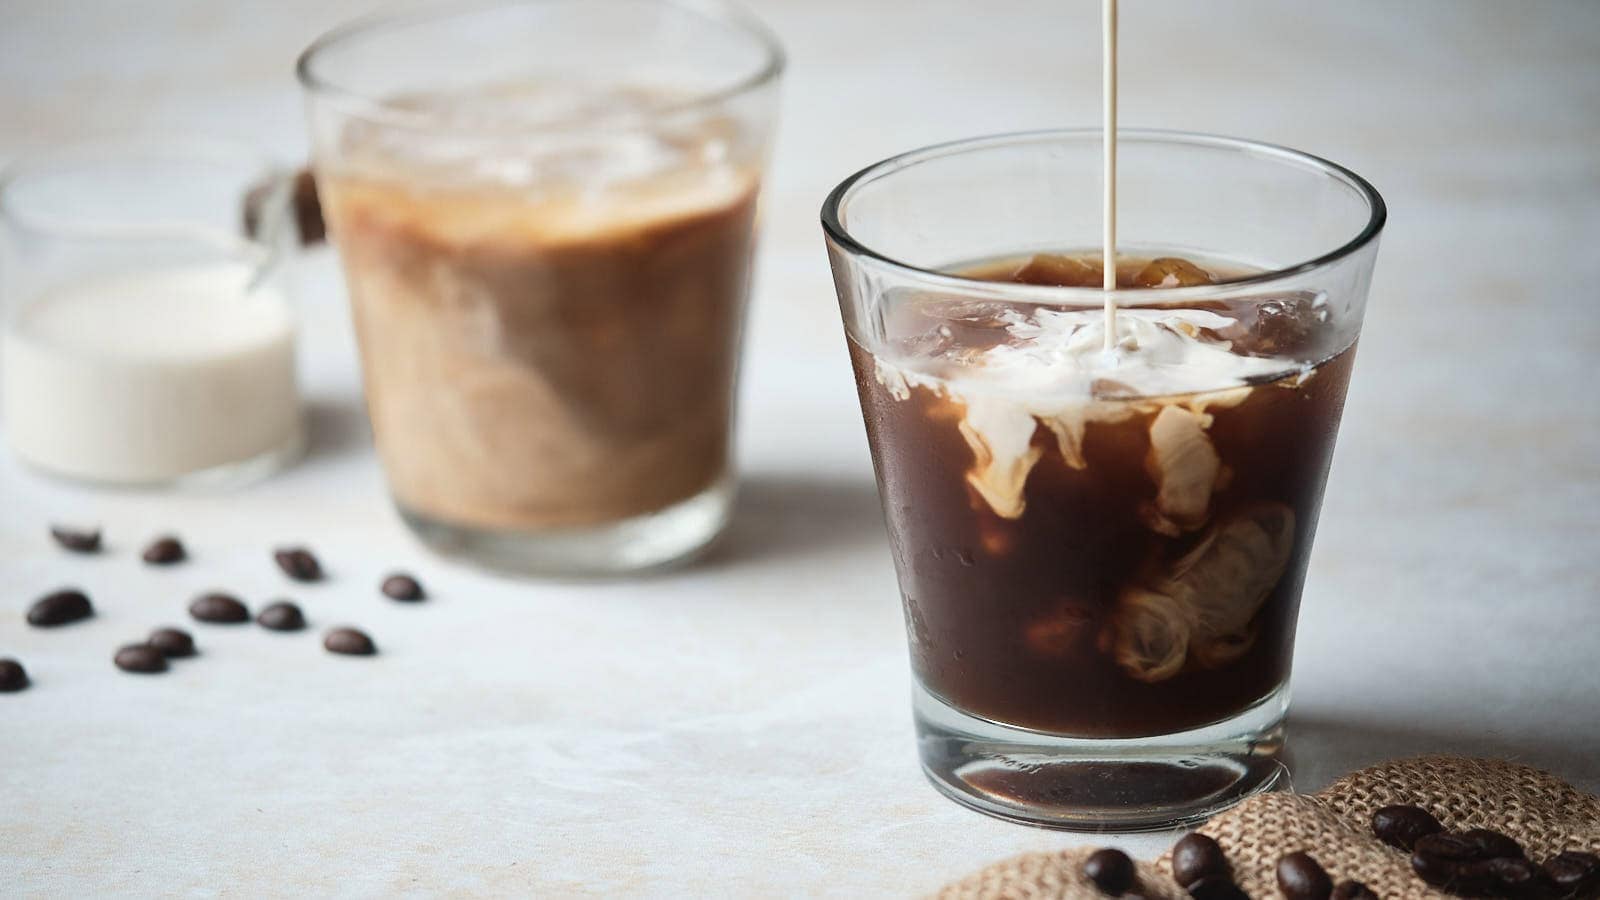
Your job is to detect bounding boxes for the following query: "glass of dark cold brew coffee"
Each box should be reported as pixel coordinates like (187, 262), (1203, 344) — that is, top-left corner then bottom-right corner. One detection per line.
(823, 131), (1384, 829)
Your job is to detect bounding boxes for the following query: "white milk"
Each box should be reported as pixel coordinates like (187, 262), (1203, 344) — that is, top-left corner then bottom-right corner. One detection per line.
(1, 261), (302, 483)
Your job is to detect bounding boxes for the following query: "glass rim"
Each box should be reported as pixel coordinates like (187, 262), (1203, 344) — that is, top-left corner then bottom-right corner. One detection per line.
(0, 136), (280, 246)
(295, 0), (787, 134)
(820, 128), (1388, 303)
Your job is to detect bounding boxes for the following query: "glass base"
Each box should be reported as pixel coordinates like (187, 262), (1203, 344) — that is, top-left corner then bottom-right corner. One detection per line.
(9, 424), (305, 491)
(397, 475), (734, 577)
(913, 680), (1289, 831)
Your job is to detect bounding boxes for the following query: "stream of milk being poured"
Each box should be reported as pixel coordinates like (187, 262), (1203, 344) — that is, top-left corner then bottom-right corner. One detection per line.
(1102, 0), (1119, 352)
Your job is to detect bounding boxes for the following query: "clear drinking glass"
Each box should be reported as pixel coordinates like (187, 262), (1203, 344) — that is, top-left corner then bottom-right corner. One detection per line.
(0, 139), (304, 487)
(297, 0), (783, 575)
(823, 130), (1384, 829)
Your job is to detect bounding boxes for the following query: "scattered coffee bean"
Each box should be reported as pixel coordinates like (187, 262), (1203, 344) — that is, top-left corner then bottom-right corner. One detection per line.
(27, 589), (94, 627)
(381, 573), (425, 602)
(324, 627), (375, 656)
(0, 658), (29, 692)
(1084, 848), (1136, 896)
(1545, 851), (1600, 898)
(189, 592), (249, 624)
(147, 628), (196, 658)
(1372, 803), (1445, 851)
(1277, 852), (1333, 900)
(257, 600), (306, 632)
(1460, 828), (1524, 860)
(142, 536), (187, 565)
(50, 525), (102, 553)
(1185, 875), (1248, 900)
(274, 547), (323, 582)
(1330, 880), (1378, 900)
(114, 644), (168, 674)
(1173, 833), (1231, 887)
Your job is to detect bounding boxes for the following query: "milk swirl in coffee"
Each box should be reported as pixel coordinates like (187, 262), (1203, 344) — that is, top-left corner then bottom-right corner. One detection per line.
(319, 84), (759, 533)
(851, 248), (1353, 735)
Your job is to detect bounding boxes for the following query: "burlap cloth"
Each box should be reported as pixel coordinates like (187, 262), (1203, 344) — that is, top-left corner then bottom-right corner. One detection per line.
(937, 756), (1600, 899)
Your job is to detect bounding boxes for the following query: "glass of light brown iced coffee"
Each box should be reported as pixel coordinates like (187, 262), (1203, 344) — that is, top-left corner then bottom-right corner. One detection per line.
(298, 0), (781, 574)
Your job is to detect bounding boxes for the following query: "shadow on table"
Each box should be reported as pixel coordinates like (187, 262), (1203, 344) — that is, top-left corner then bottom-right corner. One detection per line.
(1284, 712), (1600, 795)
(700, 472), (887, 569)
(302, 394), (372, 464)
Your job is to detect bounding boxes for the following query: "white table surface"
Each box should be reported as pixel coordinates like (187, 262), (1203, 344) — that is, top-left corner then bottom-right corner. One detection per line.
(3, 1), (1598, 895)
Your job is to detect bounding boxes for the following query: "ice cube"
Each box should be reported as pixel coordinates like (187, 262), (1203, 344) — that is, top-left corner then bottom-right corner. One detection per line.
(1011, 254), (1104, 287)
(1132, 257), (1216, 288)
(1025, 603), (1096, 657)
(1231, 292), (1333, 357)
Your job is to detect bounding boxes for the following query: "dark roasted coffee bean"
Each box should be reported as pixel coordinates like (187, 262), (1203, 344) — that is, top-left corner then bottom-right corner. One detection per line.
(324, 627), (375, 656)
(1417, 833), (1488, 862)
(27, 589), (94, 626)
(256, 601), (306, 632)
(1277, 852), (1333, 900)
(1461, 828), (1524, 860)
(1185, 875), (1248, 900)
(1449, 860), (1512, 898)
(189, 592), (249, 624)
(1414, 833), (1497, 892)
(1372, 804), (1445, 851)
(1084, 848), (1136, 896)
(1546, 851), (1600, 898)
(142, 536), (186, 565)
(114, 644), (168, 674)
(274, 547), (323, 582)
(1485, 856), (1546, 898)
(0, 658), (29, 692)
(1330, 880), (1378, 900)
(381, 573), (424, 601)
(50, 525), (102, 553)
(1173, 833), (1231, 887)
(147, 628), (196, 658)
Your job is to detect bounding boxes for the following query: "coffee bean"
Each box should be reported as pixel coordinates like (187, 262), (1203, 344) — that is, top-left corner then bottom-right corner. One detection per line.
(142, 536), (186, 565)
(1461, 828), (1524, 860)
(1277, 852), (1333, 900)
(274, 547), (323, 582)
(1372, 804), (1444, 851)
(114, 644), (168, 674)
(1412, 836), (1471, 889)
(189, 592), (249, 624)
(1484, 856), (1547, 898)
(1414, 833), (1495, 892)
(1185, 875), (1248, 900)
(256, 601), (306, 632)
(1330, 880), (1378, 900)
(27, 589), (94, 626)
(1084, 848), (1136, 896)
(381, 573), (424, 602)
(324, 627), (375, 656)
(1545, 851), (1600, 898)
(147, 628), (196, 658)
(0, 658), (29, 692)
(1173, 833), (1231, 887)
(50, 525), (102, 553)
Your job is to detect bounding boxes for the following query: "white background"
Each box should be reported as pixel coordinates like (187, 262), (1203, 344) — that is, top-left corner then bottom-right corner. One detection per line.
(2, 0), (1598, 895)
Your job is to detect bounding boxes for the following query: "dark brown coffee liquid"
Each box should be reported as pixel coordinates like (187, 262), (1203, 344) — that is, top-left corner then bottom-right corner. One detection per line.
(850, 253), (1355, 737)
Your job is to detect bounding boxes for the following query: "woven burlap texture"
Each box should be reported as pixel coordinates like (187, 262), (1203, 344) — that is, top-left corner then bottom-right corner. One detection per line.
(936, 756), (1600, 900)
